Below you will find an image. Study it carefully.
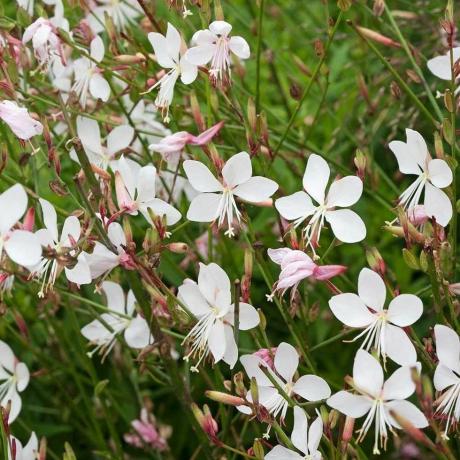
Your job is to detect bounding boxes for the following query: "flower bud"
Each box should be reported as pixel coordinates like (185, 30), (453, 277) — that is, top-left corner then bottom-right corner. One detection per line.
(373, 0), (385, 16)
(115, 53), (146, 64)
(167, 242), (188, 254)
(342, 416), (355, 443)
(366, 247), (386, 275)
(205, 391), (245, 406)
(356, 26), (401, 48)
(354, 149), (367, 180)
(252, 439), (265, 459)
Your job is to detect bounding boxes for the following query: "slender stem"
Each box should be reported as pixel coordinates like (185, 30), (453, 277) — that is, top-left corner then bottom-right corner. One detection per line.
(255, 0), (265, 113)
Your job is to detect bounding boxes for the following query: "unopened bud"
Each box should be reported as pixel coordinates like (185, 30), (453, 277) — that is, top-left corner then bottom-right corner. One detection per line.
(373, 0), (385, 16)
(115, 53), (146, 64)
(366, 247), (386, 275)
(289, 83), (302, 100)
(342, 416), (355, 443)
(356, 26), (400, 48)
(167, 242), (188, 253)
(354, 149), (367, 180)
(205, 391), (245, 406)
(252, 439), (265, 459)
(233, 372), (246, 397)
(422, 375), (433, 403)
(314, 39), (324, 57)
(247, 97), (257, 130)
(390, 81), (401, 99)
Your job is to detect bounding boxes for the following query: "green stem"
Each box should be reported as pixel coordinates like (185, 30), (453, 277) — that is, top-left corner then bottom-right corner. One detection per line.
(255, 0), (265, 113)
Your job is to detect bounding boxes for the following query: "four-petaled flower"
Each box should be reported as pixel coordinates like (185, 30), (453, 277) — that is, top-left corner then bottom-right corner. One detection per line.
(389, 128), (453, 226)
(184, 151), (278, 237)
(275, 154), (366, 254)
(265, 406), (323, 460)
(81, 281), (153, 360)
(327, 350), (428, 455)
(178, 262), (260, 371)
(185, 20), (250, 84)
(433, 324), (460, 438)
(329, 268), (423, 366)
(240, 342), (331, 421)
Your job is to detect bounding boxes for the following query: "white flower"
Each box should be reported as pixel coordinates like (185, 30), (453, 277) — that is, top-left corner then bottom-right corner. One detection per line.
(184, 151), (278, 237)
(0, 100), (43, 140)
(265, 406), (323, 460)
(327, 350), (428, 454)
(0, 184), (42, 267)
(389, 129), (453, 226)
(185, 20), (250, 84)
(8, 432), (38, 460)
(85, 221), (131, 279)
(275, 154), (366, 253)
(427, 47), (460, 82)
(71, 36), (110, 108)
(433, 324), (460, 437)
(240, 342), (331, 421)
(81, 281), (152, 360)
(329, 268), (422, 366)
(70, 116), (135, 171)
(147, 23), (198, 121)
(29, 199), (91, 297)
(0, 340), (30, 423)
(178, 262), (260, 371)
(87, 0), (142, 34)
(113, 156), (181, 226)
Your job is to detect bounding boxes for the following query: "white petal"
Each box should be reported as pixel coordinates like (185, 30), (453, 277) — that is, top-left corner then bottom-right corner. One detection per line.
(405, 129), (429, 169)
(222, 324), (238, 368)
(303, 154), (330, 204)
(107, 125), (135, 156)
(39, 198), (58, 242)
(187, 193), (221, 222)
(208, 320), (226, 364)
(240, 354), (272, 386)
(265, 446), (303, 460)
(107, 221), (126, 248)
(387, 294), (423, 327)
(15, 362), (30, 392)
(291, 406), (308, 455)
(384, 324), (417, 366)
(274, 342), (298, 383)
(114, 156), (138, 199)
(229, 36), (250, 59)
(308, 416), (323, 456)
(198, 262), (231, 312)
(102, 281), (126, 314)
(142, 198), (182, 226)
(327, 391), (372, 418)
(358, 267), (386, 311)
(325, 209), (366, 243)
(385, 400), (428, 428)
(0, 184), (27, 234)
(236, 302), (259, 330)
(428, 159), (453, 188)
(328, 293), (375, 327)
(233, 176), (278, 202)
(388, 140), (422, 175)
(275, 191), (315, 220)
(424, 181), (452, 227)
(0, 341), (15, 372)
(148, 32), (175, 68)
(183, 160), (222, 192)
(179, 57), (198, 84)
(165, 22), (181, 60)
(65, 254), (91, 285)
(353, 349), (383, 397)
(86, 243), (119, 278)
(124, 316), (152, 348)
(178, 282), (210, 317)
(76, 116), (103, 163)
(434, 324), (460, 374)
(427, 54), (453, 80)
(22, 432), (38, 459)
(89, 73), (110, 102)
(3, 389), (21, 423)
(267, 248), (291, 265)
(60, 215), (81, 246)
(383, 364), (417, 400)
(209, 21), (232, 36)
(90, 36), (104, 62)
(434, 363), (460, 391)
(222, 152), (252, 188)
(326, 176), (363, 207)
(184, 44), (216, 66)
(293, 375), (331, 401)
(5, 230), (42, 267)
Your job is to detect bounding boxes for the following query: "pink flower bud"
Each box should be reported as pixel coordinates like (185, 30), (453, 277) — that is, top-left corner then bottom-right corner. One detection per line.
(253, 348), (277, 370)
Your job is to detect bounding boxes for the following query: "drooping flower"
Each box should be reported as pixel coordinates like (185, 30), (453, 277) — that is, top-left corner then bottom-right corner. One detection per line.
(0, 340), (30, 423)
(178, 262), (260, 371)
(267, 247), (346, 299)
(0, 101), (43, 140)
(427, 47), (460, 83)
(29, 199), (91, 296)
(86, 0), (142, 34)
(149, 121), (224, 164)
(81, 281), (152, 360)
(184, 151), (278, 237)
(22, 17), (63, 69)
(328, 267), (422, 366)
(0, 184), (42, 267)
(389, 128), (453, 226)
(327, 350), (428, 455)
(185, 20), (250, 84)
(71, 36), (110, 108)
(147, 23), (198, 121)
(275, 154), (366, 253)
(265, 406), (323, 460)
(124, 408), (169, 451)
(8, 432), (38, 460)
(240, 342), (331, 421)
(433, 324), (460, 437)
(113, 156), (181, 226)
(70, 116), (135, 171)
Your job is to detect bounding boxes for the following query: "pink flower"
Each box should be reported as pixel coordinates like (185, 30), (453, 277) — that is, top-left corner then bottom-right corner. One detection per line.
(124, 409), (168, 451)
(149, 121), (224, 163)
(267, 247), (346, 298)
(0, 101), (43, 140)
